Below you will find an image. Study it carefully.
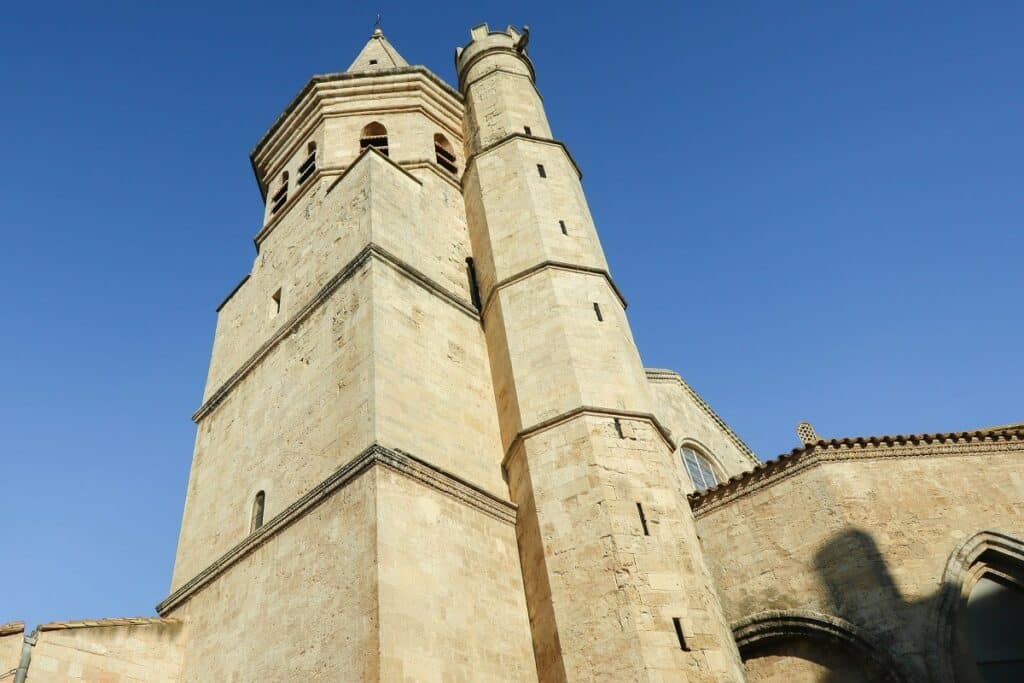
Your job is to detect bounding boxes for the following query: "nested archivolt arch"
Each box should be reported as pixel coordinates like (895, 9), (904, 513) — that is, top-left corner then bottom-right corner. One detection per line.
(732, 609), (908, 682)
(930, 529), (1024, 681)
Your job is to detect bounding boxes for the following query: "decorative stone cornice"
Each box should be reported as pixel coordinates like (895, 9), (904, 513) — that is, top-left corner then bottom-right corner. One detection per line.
(690, 428), (1024, 517)
(502, 405), (676, 470)
(645, 368), (759, 467)
(0, 622), (23, 638)
(37, 617), (180, 632)
(194, 241), (478, 422)
(157, 444), (516, 616)
(480, 260), (627, 320)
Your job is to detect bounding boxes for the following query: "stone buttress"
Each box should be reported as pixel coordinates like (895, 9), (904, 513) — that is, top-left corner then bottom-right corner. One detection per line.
(457, 24), (746, 682)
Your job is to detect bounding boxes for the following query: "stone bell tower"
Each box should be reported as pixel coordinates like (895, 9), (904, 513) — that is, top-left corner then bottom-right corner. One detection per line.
(458, 24), (746, 680)
(159, 27), (537, 681)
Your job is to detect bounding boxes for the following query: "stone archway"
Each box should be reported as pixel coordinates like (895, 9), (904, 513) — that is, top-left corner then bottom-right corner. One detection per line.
(733, 609), (906, 682)
(930, 530), (1024, 682)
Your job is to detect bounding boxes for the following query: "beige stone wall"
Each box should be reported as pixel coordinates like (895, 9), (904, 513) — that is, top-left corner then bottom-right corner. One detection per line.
(646, 369), (758, 489)
(0, 623), (24, 679)
(507, 416), (745, 681)
(27, 620), (184, 682)
(177, 148), (492, 589)
(742, 639), (875, 682)
(370, 263), (505, 496)
(172, 266), (375, 588)
(173, 470), (378, 682)
(462, 138), (608, 299)
(694, 438), (1024, 680)
(376, 467), (536, 682)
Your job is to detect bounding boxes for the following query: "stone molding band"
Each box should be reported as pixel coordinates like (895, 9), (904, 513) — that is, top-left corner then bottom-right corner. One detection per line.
(37, 617), (180, 633)
(0, 622), (23, 638)
(462, 132), (583, 182)
(732, 609), (907, 682)
(480, 260), (628, 320)
(690, 430), (1024, 517)
(194, 242), (479, 422)
(157, 444), (517, 616)
(502, 405), (676, 470)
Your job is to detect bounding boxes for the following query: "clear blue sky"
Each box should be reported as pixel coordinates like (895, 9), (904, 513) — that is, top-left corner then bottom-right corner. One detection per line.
(1, 1), (1020, 629)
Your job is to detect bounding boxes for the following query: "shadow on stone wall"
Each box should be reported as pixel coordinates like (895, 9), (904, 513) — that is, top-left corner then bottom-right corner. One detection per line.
(739, 527), (1024, 682)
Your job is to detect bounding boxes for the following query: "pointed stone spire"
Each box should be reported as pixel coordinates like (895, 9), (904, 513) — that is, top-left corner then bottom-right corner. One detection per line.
(347, 27), (409, 72)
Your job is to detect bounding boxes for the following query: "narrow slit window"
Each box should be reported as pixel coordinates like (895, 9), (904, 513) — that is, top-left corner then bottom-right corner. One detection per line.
(559, 220), (567, 235)
(297, 141), (316, 185)
(613, 418), (624, 438)
(636, 502), (650, 536)
(251, 491), (266, 532)
(465, 257), (482, 311)
(360, 121), (389, 156)
(434, 133), (457, 173)
(524, 125), (532, 135)
(270, 172), (289, 214)
(537, 164), (546, 178)
(270, 288), (282, 318)
(673, 617), (689, 651)
(593, 302), (603, 321)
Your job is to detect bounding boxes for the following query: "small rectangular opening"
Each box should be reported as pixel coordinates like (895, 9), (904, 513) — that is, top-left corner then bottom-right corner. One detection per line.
(673, 617), (689, 651)
(537, 164), (546, 178)
(593, 302), (603, 321)
(297, 152), (316, 185)
(369, 59), (378, 65)
(436, 145), (457, 173)
(270, 184), (288, 214)
(270, 288), (282, 318)
(360, 136), (389, 156)
(559, 220), (567, 235)
(465, 257), (482, 311)
(524, 125), (532, 135)
(636, 502), (650, 536)
(613, 418), (624, 438)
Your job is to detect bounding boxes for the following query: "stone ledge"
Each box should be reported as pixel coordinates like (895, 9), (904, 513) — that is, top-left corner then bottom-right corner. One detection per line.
(194, 241), (478, 422)
(462, 132), (583, 182)
(157, 444), (517, 616)
(37, 617), (179, 633)
(502, 405), (676, 469)
(690, 428), (1024, 517)
(480, 260), (628, 320)
(0, 622), (23, 637)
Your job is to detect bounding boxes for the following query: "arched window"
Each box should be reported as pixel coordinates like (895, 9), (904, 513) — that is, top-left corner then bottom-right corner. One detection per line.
(681, 446), (719, 491)
(360, 122), (389, 156)
(250, 491), (266, 532)
(434, 133), (456, 173)
(966, 568), (1024, 678)
(297, 141), (316, 185)
(270, 172), (289, 215)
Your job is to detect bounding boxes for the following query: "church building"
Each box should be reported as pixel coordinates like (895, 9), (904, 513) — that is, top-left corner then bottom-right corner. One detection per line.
(2, 23), (1022, 682)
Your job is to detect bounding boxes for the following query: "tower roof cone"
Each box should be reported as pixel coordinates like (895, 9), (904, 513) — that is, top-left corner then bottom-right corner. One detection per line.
(347, 27), (409, 72)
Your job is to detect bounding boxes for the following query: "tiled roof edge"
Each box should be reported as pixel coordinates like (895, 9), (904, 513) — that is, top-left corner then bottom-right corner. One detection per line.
(689, 427), (1024, 513)
(645, 368), (760, 466)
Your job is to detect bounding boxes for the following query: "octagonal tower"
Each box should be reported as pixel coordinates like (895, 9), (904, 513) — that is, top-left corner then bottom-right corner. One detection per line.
(163, 29), (537, 681)
(458, 24), (745, 681)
